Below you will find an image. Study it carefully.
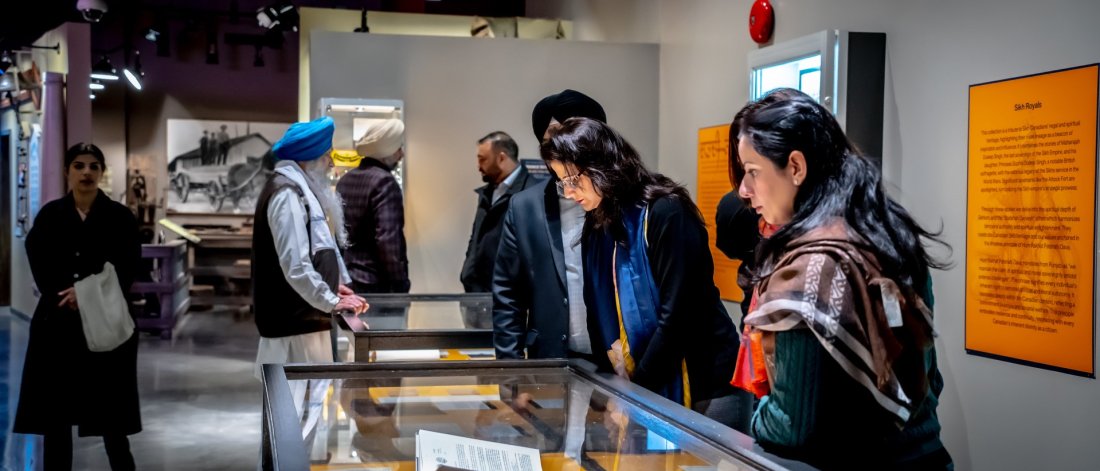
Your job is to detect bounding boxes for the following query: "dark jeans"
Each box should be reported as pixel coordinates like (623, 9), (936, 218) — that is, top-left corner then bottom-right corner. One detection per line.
(44, 428), (135, 471)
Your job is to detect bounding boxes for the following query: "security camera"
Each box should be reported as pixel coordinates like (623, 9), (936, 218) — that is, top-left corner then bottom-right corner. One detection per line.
(76, 0), (108, 23)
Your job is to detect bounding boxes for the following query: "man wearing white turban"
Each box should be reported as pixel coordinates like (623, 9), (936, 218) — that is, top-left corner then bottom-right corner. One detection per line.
(336, 119), (411, 293)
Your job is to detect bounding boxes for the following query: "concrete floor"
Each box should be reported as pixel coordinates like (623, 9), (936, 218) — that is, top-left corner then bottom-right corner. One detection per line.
(2, 307), (264, 470)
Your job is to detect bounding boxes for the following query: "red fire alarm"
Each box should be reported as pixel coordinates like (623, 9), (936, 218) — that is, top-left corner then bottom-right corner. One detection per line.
(749, 0), (774, 44)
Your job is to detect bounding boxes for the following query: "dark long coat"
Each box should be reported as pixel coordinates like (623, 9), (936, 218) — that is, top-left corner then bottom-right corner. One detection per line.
(13, 191), (142, 436)
(461, 166), (541, 293)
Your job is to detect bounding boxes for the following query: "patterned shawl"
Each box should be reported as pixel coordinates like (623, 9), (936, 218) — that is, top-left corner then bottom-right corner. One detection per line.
(743, 221), (936, 425)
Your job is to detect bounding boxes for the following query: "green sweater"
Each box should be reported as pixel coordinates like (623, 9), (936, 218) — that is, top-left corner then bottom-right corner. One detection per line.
(750, 282), (951, 470)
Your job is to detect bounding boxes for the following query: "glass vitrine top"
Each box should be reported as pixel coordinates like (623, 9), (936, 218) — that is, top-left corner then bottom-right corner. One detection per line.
(341, 293), (493, 332)
(265, 361), (807, 471)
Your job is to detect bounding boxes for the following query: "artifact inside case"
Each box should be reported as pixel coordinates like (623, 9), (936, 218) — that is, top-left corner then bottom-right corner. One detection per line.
(337, 294), (496, 362)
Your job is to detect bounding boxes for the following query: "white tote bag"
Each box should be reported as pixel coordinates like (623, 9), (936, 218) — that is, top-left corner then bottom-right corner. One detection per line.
(74, 262), (135, 352)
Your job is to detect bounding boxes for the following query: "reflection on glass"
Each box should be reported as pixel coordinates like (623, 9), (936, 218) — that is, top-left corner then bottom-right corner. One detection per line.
(751, 54), (823, 102)
(339, 295), (497, 362)
(288, 372), (740, 470)
(344, 297), (494, 332)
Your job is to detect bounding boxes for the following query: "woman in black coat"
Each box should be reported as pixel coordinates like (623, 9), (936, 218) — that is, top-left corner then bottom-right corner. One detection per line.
(14, 143), (141, 470)
(540, 118), (750, 432)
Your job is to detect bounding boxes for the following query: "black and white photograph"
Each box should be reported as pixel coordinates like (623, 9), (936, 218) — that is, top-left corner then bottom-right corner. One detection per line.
(166, 119), (290, 214)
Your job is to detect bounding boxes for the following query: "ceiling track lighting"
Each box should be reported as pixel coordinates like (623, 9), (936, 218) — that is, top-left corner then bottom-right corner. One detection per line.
(123, 68), (142, 90)
(0, 50), (15, 72)
(124, 51), (143, 91)
(0, 73), (16, 93)
(89, 80), (105, 91)
(206, 28), (220, 65)
(257, 2), (299, 33)
(147, 17), (171, 57)
(91, 55), (119, 81)
(354, 8), (369, 33)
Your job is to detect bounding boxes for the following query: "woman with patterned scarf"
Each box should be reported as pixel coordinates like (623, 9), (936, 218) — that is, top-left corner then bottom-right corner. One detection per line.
(734, 95), (953, 469)
(540, 118), (751, 432)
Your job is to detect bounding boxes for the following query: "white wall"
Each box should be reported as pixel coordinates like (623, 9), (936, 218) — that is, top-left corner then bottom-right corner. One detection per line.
(889, 2), (1100, 469)
(310, 31), (659, 293)
(526, 0), (659, 43)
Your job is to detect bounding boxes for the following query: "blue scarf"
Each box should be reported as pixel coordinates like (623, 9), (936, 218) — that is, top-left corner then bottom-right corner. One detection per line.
(585, 204), (687, 406)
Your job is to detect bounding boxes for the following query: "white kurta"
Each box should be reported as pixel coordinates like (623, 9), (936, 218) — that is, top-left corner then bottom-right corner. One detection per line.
(255, 162), (352, 379)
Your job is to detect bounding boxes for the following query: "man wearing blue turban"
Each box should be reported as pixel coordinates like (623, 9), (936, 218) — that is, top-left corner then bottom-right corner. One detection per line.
(252, 116), (368, 377)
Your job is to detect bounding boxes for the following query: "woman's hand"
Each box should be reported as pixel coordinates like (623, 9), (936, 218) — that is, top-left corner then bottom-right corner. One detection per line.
(57, 287), (78, 310)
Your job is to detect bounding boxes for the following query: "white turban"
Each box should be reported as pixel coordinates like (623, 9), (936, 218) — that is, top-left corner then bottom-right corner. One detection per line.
(355, 119), (405, 160)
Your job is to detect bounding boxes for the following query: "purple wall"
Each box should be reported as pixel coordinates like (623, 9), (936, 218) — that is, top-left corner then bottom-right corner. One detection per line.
(91, 18), (298, 205)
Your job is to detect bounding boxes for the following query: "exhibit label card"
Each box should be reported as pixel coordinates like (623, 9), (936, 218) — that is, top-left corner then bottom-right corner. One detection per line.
(416, 429), (543, 471)
(966, 64), (1098, 376)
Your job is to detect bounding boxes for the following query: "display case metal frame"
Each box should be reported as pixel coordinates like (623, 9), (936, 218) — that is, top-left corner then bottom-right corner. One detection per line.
(260, 359), (817, 471)
(336, 293), (494, 361)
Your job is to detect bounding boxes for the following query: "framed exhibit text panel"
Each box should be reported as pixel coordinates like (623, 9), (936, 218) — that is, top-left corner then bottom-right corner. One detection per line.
(966, 63), (1098, 377)
(698, 124), (744, 303)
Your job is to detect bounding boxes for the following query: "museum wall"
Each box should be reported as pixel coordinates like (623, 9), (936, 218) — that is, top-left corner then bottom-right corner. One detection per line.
(310, 31), (659, 293)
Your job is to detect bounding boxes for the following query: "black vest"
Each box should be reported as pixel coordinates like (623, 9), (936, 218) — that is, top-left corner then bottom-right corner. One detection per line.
(252, 173), (340, 337)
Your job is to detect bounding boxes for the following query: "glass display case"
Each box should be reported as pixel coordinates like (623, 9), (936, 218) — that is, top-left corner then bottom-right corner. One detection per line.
(318, 98), (406, 189)
(260, 359), (816, 470)
(337, 293), (495, 362)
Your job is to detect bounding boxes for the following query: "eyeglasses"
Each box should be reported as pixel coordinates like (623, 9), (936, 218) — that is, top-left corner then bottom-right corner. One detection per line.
(555, 172), (583, 196)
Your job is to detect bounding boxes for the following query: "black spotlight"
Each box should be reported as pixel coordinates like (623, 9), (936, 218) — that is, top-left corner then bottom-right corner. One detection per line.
(91, 55), (119, 81)
(205, 29), (219, 65)
(256, 2), (299, 33)
(123, 51), (143, 91)
(146, 19), (171, 57)
(0, 50), (13, 71)
(354, 8), (369, 33)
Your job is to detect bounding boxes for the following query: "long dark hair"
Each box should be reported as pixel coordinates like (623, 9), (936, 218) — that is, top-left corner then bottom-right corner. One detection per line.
(740, 96), (950, 289)
(728, 88), (811, 189)
(540, 118), (698, 241)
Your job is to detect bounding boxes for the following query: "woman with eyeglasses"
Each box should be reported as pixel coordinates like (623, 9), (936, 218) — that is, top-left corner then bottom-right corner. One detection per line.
(14, 143), (141, 470)
(541, 118), (750, 432)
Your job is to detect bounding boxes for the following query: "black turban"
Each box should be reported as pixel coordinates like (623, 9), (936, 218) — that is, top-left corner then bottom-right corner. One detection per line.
(531, 89), (607, 140)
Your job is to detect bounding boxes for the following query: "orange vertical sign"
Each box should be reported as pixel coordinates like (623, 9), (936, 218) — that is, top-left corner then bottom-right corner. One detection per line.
(966, 64), (1098, 376)
(698, 124), (744, 303)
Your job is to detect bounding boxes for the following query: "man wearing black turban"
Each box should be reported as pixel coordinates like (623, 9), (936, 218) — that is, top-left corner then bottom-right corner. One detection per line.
(492, 89), (608, 362)
(529, 89), (608, 142)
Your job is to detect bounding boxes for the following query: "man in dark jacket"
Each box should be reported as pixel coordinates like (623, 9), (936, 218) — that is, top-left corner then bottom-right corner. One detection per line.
(337, 118), (410, 294)
(492, 90), (608, 361)
(715, 191), (761, 321)
(460, 131), (539, 293)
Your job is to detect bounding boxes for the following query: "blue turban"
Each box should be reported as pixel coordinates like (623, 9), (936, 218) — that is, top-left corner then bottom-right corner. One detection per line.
(272, 116), (335, 161)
